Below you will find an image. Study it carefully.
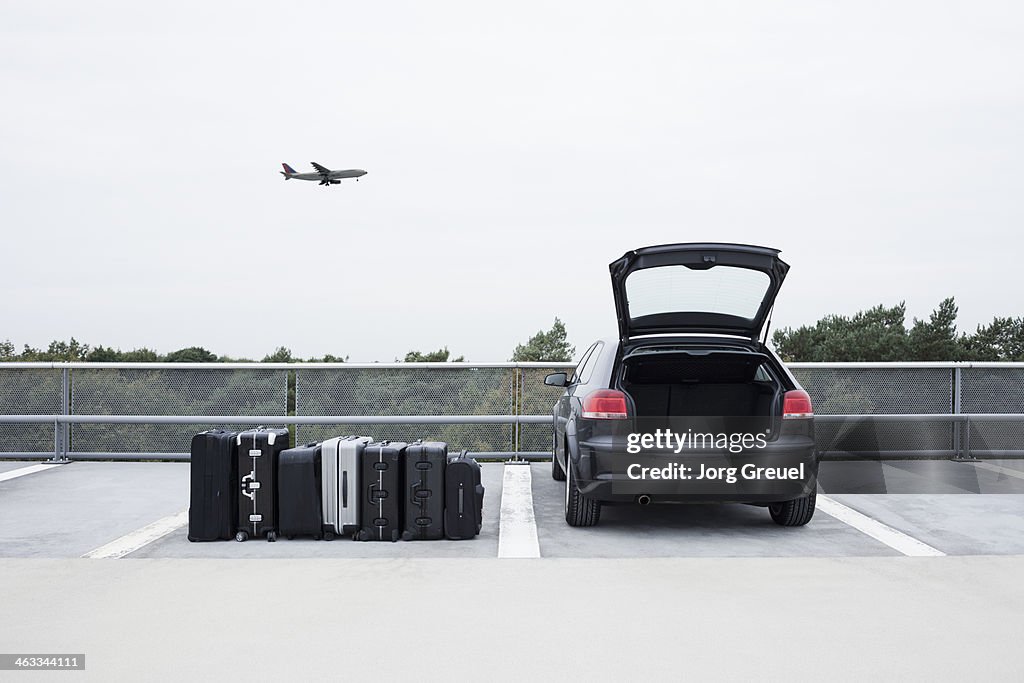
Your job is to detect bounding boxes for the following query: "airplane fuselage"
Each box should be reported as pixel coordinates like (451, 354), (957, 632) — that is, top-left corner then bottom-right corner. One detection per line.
(284, 169), (367, 181)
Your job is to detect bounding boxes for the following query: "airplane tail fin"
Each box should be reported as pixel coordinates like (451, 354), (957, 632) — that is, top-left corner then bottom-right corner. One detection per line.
(281, 162), (297, 178)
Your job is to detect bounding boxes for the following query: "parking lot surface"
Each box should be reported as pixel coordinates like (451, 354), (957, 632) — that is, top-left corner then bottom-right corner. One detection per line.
(1, 458), (1022, 680)
(1, 459), (1023, 559)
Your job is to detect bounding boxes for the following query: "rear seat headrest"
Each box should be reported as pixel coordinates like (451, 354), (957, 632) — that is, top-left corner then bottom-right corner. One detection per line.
(626, 356), (761, 384)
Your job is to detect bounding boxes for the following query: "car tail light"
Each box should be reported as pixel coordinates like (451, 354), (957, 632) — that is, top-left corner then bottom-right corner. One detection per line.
(582, 389), (629, 419)
(782, 389), (814, 419)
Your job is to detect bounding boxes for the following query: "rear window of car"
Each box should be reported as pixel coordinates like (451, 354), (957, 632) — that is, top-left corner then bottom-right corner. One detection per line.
(625, 265), (770, 320)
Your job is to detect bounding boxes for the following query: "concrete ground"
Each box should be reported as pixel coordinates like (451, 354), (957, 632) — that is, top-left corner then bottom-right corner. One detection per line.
(0, 458), (1022, 680)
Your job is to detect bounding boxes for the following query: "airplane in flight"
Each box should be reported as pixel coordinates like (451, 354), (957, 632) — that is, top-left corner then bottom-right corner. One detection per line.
(280, 162), (368, 186)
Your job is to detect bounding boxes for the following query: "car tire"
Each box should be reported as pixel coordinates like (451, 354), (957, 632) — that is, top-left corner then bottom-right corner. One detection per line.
(769, 490), (816, 527)
(564, 452), (600, 527)
(551, 434), (566, 481)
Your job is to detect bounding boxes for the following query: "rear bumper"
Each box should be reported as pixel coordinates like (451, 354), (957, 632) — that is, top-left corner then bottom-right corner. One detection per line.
(573, 435), (818, 504)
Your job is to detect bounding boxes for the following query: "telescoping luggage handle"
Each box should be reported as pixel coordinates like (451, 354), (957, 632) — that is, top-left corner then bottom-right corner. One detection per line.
(235, 426), (285, 449)
(450, 450), (469, 515)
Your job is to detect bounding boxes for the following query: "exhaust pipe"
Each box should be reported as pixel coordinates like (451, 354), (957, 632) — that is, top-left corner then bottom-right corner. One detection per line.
(637, 494), (652, 506)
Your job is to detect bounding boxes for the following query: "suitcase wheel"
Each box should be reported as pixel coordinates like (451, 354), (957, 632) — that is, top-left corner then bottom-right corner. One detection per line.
(286, 534), (295, 541)
(267, 531), (277, 543)
(324, 532), (335, 542)
(235, 531), (248, 543)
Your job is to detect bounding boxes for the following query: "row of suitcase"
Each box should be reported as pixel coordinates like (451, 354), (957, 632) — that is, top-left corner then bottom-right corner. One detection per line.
(188, 428), (485, 543)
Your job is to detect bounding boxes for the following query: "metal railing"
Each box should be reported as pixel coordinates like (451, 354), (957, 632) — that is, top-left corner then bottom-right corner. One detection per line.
(789, 361), (1024, 460)
(1, 361), (1023, 461)
(0, 362), (573, 461)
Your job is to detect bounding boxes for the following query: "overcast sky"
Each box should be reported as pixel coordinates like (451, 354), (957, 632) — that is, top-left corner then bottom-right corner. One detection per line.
(2, 1), (1021, 361)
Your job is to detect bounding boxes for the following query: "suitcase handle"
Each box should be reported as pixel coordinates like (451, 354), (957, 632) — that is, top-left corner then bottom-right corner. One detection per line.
(368, 484), (388, 503)
(410, 481), (431, 507)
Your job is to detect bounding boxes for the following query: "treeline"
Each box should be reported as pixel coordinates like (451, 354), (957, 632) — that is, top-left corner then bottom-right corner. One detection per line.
(0, 339), (347, 364)
(0, 317), (576, 364)
(772, 297), (1024, 362)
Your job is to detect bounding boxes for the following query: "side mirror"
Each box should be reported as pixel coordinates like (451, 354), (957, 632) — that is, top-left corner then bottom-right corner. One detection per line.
(544, 372), (569, 388)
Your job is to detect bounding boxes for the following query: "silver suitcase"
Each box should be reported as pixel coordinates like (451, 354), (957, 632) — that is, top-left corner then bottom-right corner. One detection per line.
(321, 435), (372, 538)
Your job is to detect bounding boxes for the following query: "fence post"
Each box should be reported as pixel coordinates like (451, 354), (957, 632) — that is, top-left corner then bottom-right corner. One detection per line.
(49, 366), (70, 464)
(507, 365), (524, 462)
(287, 368), (296, 447)
(62, 366), (70, 461)
(52, 419), (60, 462)
(513, 366), (520, 460)
(952, 365), (970, 461)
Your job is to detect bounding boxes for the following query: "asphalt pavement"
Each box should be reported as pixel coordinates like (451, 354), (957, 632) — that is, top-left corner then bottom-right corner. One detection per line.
(1, 459), (1022, 680)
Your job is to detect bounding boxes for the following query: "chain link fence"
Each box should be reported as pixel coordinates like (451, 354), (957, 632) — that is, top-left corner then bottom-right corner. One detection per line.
(69, 367), (289, 455)
(790, 365), (955, 456)
(0, 367), (63, 455)
(516, 365), (575, 452)
(1, 362), (1023, 459)
(295, 366), (516, 451)
(961, 366), (1024, 455)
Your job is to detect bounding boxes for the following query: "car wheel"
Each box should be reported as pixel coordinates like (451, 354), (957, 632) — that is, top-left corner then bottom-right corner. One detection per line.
(564, 450), (600, 527)
(551, 433), (566, 481)
(769, 490), (816, 527)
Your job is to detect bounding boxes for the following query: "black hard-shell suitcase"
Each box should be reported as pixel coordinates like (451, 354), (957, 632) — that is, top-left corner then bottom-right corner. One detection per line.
(445, 450), (485, 540)
(277, 442), (323, 540)
(188, 429), (238, 541)
(355, 441), (408, 542)
(236, 427), (290, 542)
(402, 441), (447, 541)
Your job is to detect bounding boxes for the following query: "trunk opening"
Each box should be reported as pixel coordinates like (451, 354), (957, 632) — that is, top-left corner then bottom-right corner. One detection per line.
(618, 350), (781, 437)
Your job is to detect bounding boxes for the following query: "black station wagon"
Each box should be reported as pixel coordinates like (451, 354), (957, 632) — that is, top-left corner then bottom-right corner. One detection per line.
(546, 243), (818, 527)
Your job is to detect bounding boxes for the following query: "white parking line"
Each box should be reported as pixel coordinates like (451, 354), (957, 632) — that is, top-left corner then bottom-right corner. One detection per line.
(0, 463), (62, 483)
(817, 495), (945, 557)
(969, 461), (1024, 481)
(497, 464), (541, 558)
(82, 510), (189, 559)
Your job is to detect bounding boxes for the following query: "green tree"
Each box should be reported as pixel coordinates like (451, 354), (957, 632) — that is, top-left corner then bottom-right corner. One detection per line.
(121, 348), (161, 362)
(402, 347), (464, 362)
(165, 346), (218, 363)
(510, 317), (575, 362)
(262, 346), (294, 363)
(15, 338), (92, 361)
(963, 317), (1024, 361)
(0, 340), (15, 361)
(304, 353), (347, 362)
(773, 303), (909, 361)
(85, 345), (122, 362)
(908, 297), (961, 360)
(48, 338), (91, 361)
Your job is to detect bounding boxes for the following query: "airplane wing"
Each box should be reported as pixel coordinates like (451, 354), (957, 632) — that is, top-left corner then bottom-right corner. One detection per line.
(310, 161), (331, 174)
